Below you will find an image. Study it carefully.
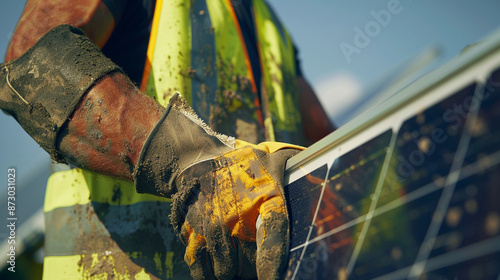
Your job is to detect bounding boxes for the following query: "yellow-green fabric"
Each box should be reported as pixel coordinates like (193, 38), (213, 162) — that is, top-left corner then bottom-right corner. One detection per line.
(43, 1), (303, 279)
(43, 169), (190, 279)
(253, 0), (302, 142)
(143, 0), (192, 107)
(143, 0), (304, 144)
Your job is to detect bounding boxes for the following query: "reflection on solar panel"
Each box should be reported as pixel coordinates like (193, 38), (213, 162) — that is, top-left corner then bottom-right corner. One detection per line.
(283, 28), (500, 280)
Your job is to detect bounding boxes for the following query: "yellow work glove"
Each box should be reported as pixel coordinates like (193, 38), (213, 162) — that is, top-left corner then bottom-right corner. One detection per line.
(134, 94), (304, 279)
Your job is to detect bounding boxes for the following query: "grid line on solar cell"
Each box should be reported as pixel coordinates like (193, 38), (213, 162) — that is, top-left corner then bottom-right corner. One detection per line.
(290, 167), (331, 279)
(287, 142), (500, 278)
(290, 145), (500, 257)
(374, 235), (500, 280)
(326, 148), (388, 184)
(407, 83), (485, 279)
(290, 131), (393, 279)
(290, 115), (499, 277)
(345, 132), (398, 275)
(290, 213), (367, 252)
(290, 148), (500, 258)
(287, 85), (500, 278)
(285, 35), (500, 279)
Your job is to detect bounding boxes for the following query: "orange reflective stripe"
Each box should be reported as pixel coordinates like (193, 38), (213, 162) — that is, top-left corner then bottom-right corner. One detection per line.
(254, 97), (264, 127)
(140, 0), (164, 92)
(223, 0), (258, 94)
(224, 0), (264, 127)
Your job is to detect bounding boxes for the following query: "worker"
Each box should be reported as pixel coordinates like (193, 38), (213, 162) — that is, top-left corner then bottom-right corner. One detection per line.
(2, 0), (334, 279)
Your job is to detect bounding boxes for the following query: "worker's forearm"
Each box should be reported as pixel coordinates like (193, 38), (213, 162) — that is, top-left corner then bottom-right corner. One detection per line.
(57, 72), (165, 180)
(5, 21), (158, 180)
(6, 0), (114, 61)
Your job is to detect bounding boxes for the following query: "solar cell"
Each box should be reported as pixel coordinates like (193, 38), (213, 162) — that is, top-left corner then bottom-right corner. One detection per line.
(283, 29), (500, 280)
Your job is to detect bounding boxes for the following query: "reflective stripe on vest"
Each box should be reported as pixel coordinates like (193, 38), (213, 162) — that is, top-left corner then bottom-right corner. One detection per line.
(253, 0), (303, 143)
(141, 0), (304, 145)
(43, 169), (190, 279)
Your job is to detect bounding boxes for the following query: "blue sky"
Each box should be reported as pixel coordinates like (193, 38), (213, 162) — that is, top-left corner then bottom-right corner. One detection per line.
(268, 0), (500, 124)
(271, 0), (500, 84)
(1, 0), (500, 203)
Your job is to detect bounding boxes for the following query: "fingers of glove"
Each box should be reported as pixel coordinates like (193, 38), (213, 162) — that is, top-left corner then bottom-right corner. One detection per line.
(236, 238), (258, 279)
(203, 221), (238, 280)
(256, 197), (289, 280)
(203, 228), (261, 279)
(200, 192), (252, 279)
(184, 231), (216, 280)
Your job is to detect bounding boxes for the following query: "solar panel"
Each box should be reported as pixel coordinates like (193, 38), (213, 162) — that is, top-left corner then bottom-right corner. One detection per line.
(283, 28), (500, 280)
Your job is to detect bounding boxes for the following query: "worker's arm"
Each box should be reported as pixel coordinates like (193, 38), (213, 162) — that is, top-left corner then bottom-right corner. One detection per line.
(298, 76), (336, 144)
(5, 0), (114, 62)
(5, 0), (133, 178)
(1, 25), (296, 280)
(58, 71), (165, 179)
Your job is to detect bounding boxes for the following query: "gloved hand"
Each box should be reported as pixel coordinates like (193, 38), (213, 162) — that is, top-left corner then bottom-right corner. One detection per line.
(176, 142), (297, 279)
(0, 24), (303, 279)
(134, 93), (304, 279)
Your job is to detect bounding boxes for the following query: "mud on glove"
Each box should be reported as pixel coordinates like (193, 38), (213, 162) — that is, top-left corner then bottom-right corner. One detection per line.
(133, 94), (304, 279)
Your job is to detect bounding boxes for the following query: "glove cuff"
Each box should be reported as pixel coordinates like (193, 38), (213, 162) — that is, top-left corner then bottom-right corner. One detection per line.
(0, 25), (122, 162)
(133, 93), (235, 197)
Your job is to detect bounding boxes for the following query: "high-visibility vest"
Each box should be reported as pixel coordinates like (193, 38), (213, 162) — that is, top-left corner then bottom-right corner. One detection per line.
(141, 0), (304, 144)
(43, 1), (302, 279)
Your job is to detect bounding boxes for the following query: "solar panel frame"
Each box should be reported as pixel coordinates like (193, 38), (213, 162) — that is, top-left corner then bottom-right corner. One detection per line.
(285, 27), (500, 178)
(283, 27), (500, 280)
